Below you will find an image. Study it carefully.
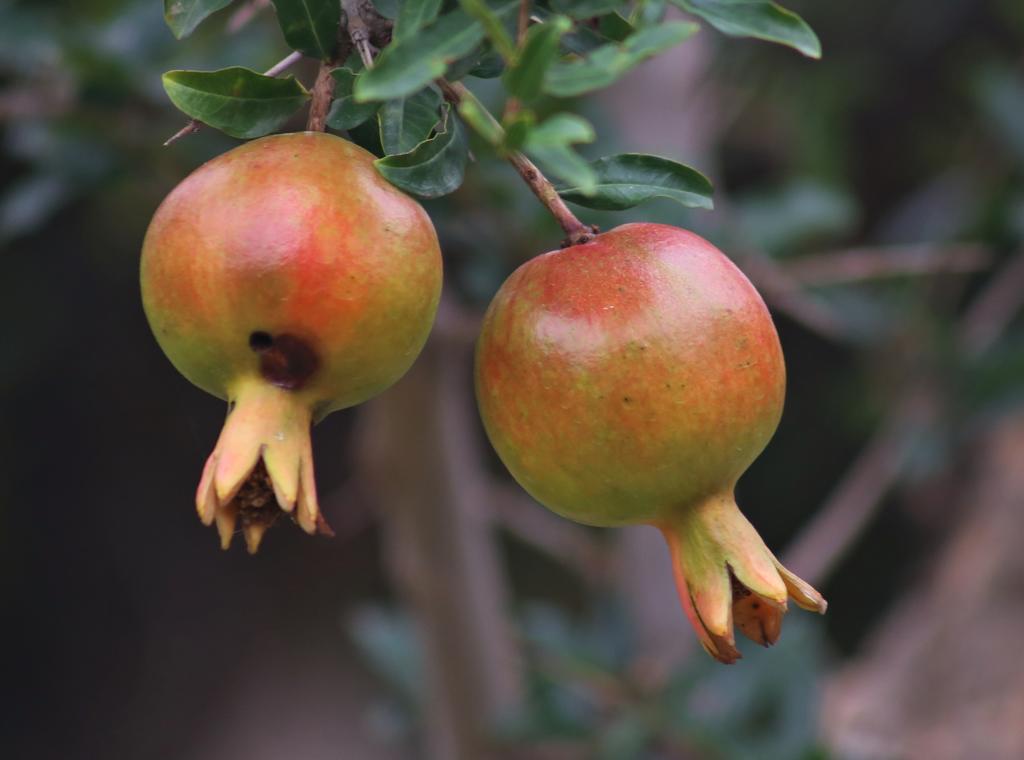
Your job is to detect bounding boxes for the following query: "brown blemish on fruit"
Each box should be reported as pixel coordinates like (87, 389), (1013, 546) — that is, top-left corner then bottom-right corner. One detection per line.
(249, 331), (321, 390)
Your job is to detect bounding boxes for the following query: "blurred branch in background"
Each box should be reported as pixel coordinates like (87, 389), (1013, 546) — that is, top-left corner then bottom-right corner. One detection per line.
(784, 243), (991, 286)
(785, 241), (1024, 589)
(783, 388), (936, 585)
(739, 249), (861, 342)
(356, 300), (522, 760)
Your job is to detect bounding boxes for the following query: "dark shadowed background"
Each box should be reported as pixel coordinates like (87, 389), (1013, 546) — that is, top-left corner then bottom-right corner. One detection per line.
(3, 1), (1024, 758)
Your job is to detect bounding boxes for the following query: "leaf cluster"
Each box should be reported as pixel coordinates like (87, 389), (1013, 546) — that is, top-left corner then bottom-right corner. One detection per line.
(161, 0), (820, 211)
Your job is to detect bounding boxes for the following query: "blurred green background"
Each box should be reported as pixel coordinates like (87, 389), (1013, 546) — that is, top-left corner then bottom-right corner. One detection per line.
(4, 1), (1024, 758)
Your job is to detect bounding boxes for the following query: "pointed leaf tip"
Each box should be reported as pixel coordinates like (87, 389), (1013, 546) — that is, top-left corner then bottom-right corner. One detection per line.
(670, 0), (821, 59)
(558, 154), (713, 211)
(164, 0), (236, 39)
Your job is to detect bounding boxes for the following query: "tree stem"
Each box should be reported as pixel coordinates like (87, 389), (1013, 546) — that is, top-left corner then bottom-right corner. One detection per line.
(306, 60), (335, 132)
(438, 79), (596, 246)
(517, 0), (531, 44)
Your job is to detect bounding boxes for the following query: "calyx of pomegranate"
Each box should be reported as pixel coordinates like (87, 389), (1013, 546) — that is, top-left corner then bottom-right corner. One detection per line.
(661, 493), (826, 664)
(196, 381), (329, 553)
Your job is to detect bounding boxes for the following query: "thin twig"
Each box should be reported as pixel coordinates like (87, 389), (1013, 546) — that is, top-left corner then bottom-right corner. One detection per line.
(263, 49), (305, 77)
(438, 78), (596, 246)
(517, 0), (531, 45)
(163, 50), (304, 146)
(502, 0), (531, 120)
(163, 119), (202, 147)
(510, 152), (597, 246)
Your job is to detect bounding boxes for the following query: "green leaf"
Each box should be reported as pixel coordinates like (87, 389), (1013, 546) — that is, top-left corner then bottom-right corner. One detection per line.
(560, 25), (610, 55)
(370, 0), (400, 18)
(375, 103), (469, 198)
(549, 0), (621, 19)
(348, 118), (385, 156)
(599, 12), (635, 42)
(270, 0), (340, 59)
(378, 87), (443, 154)
(545, 21), (699, 97)
(523, 114), (597, 194)
(526, 113), (596, 146)
(457, 96), (504, 146)
(355, 1), (517, 102)
(457, 0), (516, 60)
(326, 67), (380, 130)
(502, 110), (535, 152)
(393, 0), (443, 42)
(504, 16), (572, 103)
(469, 50), (506, 78)
(633, 0), (668, 26)
(163, 0), (235, 39)
(445, 46), (505, 81)
(556, 153), (713, 210)
(162, 67), (310, 139)
(671, 0), (821, 58)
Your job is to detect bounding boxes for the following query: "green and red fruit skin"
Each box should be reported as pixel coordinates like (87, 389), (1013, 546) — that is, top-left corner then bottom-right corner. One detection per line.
(141, 132), (442, 552)
(475, 223), (825, 663)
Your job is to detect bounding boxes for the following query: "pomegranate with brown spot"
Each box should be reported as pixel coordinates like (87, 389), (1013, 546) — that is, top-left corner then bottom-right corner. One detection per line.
(142, 132), (442, 552)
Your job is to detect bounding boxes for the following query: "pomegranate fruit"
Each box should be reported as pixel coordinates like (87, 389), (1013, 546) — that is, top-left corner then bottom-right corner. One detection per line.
(475, 223), (825, 663)
(141, 132), (442, 552)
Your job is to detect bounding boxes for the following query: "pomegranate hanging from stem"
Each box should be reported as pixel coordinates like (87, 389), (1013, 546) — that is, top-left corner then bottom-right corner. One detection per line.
(141, 132), (442, 552)
(475, 223), (826, 662)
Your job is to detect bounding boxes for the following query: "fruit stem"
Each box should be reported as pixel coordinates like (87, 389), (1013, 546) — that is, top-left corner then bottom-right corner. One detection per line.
(437, 79), (597, 247)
